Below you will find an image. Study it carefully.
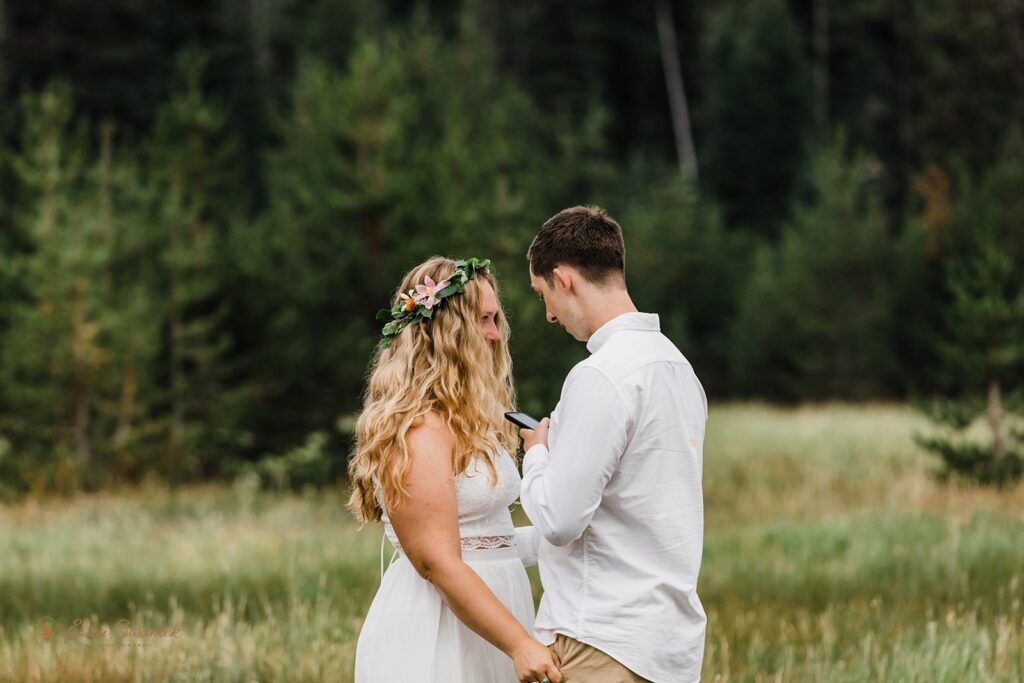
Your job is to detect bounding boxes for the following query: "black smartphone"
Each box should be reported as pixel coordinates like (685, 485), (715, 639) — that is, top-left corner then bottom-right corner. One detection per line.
(504, 411), (541, 430)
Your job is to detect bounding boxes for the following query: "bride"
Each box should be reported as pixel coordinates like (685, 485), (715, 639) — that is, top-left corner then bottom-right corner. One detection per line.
(347, 256), (562, 683)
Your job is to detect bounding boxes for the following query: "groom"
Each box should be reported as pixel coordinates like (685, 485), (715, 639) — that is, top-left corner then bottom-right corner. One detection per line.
(519, 206), (708, 683)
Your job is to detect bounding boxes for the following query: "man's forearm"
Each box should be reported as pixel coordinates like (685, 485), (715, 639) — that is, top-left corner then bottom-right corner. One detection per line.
(521, 444), (586, 546)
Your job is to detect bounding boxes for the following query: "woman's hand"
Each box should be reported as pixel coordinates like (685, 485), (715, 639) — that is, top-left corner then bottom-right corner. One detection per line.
(510, 636), (562, 683)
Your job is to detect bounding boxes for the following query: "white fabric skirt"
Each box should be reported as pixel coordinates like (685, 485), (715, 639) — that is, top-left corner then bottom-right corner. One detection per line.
(354, 545), (535, 682)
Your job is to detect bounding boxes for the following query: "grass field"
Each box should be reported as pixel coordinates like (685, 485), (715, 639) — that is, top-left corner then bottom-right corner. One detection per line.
(1, 404), (1022, 682)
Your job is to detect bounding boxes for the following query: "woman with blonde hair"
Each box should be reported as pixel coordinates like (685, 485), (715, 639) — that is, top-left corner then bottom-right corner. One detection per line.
(349, 256), (561, 683)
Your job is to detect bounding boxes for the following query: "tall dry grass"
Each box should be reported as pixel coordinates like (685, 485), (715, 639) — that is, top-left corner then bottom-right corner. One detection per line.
(0, 404), (1021, 682)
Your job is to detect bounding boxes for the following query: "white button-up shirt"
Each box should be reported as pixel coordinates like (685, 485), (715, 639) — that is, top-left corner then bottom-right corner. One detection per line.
(521, 312), (707, 683)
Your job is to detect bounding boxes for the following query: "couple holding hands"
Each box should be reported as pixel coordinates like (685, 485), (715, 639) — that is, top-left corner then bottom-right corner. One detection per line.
(349, 206), (707, 683)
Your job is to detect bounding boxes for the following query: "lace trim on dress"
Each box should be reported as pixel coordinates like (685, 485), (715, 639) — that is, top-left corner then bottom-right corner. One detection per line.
(460, 535), (514, 550)
(386, 534), (515, 555)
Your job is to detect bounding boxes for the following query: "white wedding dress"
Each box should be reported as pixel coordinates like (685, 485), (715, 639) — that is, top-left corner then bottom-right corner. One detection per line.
(354, 448), (539, 682)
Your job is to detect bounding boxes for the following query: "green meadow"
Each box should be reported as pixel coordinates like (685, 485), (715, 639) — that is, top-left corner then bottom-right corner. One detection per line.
(1, 404), (1021, 682)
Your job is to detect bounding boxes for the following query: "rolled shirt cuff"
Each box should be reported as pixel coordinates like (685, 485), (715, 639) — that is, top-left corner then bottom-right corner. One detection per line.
(514, 526), (540, 567)
(523, 443), (550, 474)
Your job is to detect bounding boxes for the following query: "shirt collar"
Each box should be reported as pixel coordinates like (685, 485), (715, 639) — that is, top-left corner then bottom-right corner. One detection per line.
(586, 312), (660, 354)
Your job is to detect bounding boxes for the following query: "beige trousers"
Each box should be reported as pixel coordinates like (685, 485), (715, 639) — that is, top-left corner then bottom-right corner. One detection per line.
(549, 634), (650, 682)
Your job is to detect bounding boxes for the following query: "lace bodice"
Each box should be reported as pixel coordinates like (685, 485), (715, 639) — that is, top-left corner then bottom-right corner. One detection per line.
(378, 448), (521, 552)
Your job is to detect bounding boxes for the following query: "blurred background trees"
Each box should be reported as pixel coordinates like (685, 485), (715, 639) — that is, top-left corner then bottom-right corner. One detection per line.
(0, 0), (1021, 494)
(914, 137), (1024, 485)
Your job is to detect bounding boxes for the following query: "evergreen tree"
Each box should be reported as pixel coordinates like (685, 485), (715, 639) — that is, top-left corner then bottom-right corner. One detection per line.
(915, 136), (1024, 485)
(622, 177), (750, 398)
(140, 50), (247, 480)
(246, 40), (410, 455)
(731, 135), (894, 399)
(700, 0), (815, 238)
(0, 52), (249, 496)
(235, 8), (620, 441)
(0, 87), (116, 491)
(87, 128), (166, 485)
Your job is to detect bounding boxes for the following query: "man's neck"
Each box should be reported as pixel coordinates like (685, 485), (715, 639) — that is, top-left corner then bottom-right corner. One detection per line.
(583, 291), (639, 340)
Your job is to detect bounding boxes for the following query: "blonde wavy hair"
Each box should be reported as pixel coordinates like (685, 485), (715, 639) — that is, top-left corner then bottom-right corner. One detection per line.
(347, 256), (519, 523)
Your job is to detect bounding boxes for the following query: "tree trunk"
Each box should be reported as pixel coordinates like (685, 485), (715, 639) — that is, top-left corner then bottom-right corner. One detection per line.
(891, 1), (916, 229)
(1000, 0), (1024, 103)
(0, 0), (6, 87)
(248, 0), (273, 75)
(113, 368), (137, 450)
(71, 278), (93, 468)
(654, 0), (698, 181)
(169, 172), (185, 459)
(169, 299), (183, 457)
(813, 0), (830, 129)
(895, 4), (915, 148)
(988, 378), (1005, 460)
(98, 122), (114, 293)
(356, 120), (386, 271)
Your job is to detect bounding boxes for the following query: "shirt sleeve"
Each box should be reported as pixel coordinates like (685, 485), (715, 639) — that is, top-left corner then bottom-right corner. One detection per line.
(520, 366), (632, 547)
(514, 525), (540, 567)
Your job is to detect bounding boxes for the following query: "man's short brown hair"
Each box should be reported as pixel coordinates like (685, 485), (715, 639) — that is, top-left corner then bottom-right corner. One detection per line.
(527, 205), (626, 285)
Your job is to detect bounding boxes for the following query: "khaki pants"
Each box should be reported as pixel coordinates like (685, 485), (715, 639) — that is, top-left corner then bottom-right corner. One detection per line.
(549, 634), (650, 682)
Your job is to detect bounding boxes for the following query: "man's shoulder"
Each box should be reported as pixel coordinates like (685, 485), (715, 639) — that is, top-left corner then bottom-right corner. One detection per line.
(564, 356), (613, 388)
(556, 330), (707, 422)
(588, 329), (691, 378)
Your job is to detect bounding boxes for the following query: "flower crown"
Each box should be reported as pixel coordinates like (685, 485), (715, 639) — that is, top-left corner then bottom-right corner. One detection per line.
(375, 258), (491, 349)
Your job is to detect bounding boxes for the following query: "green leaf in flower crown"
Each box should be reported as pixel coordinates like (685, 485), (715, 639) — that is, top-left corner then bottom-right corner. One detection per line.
(379, 337), (393, 350)
(421, 306), (434, 319)
(437, 282), (461, 298)
(376, 308), (393, 322)
(382, 320), (403, 336)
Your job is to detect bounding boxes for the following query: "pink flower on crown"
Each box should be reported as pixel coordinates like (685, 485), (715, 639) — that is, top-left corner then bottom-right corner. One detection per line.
(413, 275), (450, 309)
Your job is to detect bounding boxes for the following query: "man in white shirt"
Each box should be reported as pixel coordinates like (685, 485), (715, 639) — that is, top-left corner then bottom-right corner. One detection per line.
(519, 205), (708, 683)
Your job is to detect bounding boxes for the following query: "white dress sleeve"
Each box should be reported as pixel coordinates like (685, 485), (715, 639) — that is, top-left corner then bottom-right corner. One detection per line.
(514, 525), (540, 567)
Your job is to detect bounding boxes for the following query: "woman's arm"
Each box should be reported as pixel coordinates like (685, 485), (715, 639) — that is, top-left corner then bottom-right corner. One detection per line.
(388, 412), (561, 683)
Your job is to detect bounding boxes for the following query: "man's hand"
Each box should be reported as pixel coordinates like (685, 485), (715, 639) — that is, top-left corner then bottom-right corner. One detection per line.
(520, 417), (550, 453)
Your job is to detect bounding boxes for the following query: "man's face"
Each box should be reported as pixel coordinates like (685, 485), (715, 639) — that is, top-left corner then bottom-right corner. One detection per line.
(530, 267), (587, 341)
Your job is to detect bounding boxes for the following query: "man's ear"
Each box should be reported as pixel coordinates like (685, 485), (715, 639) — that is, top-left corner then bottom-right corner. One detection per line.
(551, 266), (573, 293)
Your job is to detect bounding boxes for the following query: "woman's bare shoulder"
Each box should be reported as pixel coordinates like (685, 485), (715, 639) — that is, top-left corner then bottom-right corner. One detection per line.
(407, 410), (456, 458)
